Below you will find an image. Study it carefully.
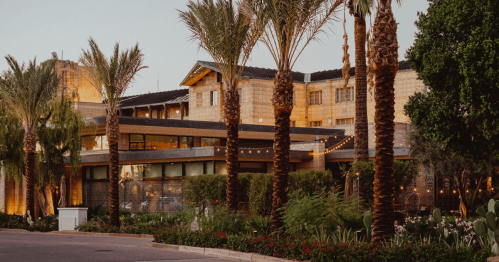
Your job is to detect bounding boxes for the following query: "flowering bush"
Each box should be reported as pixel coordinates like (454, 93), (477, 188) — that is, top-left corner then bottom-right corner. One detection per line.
(397, 215), (478, 244)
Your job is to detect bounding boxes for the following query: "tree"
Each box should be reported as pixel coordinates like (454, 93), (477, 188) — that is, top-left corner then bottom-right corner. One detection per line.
(0, 56), (59, 226)
(179, 0), (260, 211)
(242, 0), (342, 232)
(406, 0), (499, 164)
(348, 0), (373, 163)
(370, 0), (400, 242)
(80, 38), (147, 227)
(406, 124), (488, 218)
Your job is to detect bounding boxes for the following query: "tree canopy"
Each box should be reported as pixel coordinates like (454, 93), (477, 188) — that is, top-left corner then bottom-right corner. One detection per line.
(405, 0), (499, 164)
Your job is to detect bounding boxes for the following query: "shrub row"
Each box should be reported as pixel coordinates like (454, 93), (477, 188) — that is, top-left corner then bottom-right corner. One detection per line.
(154, 229), (491, 262)
(183, 170), (339, 216)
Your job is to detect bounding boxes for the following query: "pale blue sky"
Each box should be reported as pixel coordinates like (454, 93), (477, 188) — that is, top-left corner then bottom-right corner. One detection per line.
(0, 0), (429, 96)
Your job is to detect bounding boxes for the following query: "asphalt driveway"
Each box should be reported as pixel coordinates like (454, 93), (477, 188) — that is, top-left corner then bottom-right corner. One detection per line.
(0, 230), (232, 262)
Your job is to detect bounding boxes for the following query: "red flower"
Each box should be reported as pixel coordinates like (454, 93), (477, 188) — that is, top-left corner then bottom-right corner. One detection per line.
(320, 248), (323, 252)
(289, 244), (293, 248)
(248, 240), (252, 244)
(281, 243), (286, 248)
(303, 248), (311, 254)
(327, 247), (332, 251)
(273, 253), (277, 257)
(311, 244), (317, 248)
(269, 241), (275, 247)
(302, 243), (306, 248)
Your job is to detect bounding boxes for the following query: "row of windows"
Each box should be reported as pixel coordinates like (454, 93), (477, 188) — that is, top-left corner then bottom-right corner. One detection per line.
(308, 118), (354, 127)
(83, 162), (227, 181)
(82, 135), (223, 151)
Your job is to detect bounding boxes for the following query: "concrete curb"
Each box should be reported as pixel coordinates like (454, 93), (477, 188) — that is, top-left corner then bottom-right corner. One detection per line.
(0, 228), (153, 239)
(148, 242), (295, 262)
(488, 257), (499, 262)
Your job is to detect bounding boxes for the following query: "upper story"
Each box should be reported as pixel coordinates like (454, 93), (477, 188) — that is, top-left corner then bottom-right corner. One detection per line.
(180, 61), (425, 128)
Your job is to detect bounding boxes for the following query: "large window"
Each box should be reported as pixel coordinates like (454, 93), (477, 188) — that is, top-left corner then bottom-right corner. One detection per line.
(336, 87), (354, 103)
(146, 135), (178, 150)
(82, 135), (108, 151)
(201, 137), (222, 147)
(130, 135), (193, 151)
(309, 121), (322, 127)
(309, 90), (322, 105)
(210, 90), (218, 106)
(335, 118), (354, 125)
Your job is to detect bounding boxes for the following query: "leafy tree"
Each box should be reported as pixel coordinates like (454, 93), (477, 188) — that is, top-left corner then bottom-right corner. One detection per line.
(343, 160), (417, 205)
(242, 0), (343, 233)
(406, 126), (487, 218)
(80, 38), (147, 227)
(179, 0), (260, 211)
(406, 0), (499, 163)
(0, 56), (59, 226)
(0, 102), (25, 182)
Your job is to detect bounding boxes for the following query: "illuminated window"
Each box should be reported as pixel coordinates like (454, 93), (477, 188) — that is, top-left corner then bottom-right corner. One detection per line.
(201, 137), (222, 147)
(309, 121), (322, 127)
(82, 135), (108, 151)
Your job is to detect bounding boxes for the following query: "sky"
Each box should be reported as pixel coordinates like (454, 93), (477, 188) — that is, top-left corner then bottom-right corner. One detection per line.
(0, 0), (429, 96)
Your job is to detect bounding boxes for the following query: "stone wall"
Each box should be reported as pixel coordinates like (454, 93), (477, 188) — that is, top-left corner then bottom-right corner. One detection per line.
(189, 72), (223, 122)
(54, 60), (102, 103)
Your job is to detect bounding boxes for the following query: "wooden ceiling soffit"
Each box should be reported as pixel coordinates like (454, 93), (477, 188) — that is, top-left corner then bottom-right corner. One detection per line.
(180, 64), (212, 86)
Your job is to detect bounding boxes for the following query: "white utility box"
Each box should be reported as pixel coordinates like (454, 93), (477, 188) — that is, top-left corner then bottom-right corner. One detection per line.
(57, 207), (88, 231)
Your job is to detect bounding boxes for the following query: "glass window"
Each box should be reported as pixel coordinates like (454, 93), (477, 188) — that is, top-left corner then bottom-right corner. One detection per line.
(210, 90), (218, 106)
(215, 162), (227, 175)
(335, 118), (354, 125)
(165, 163), (183, 177)
(309, 90), (322, 105)
(93, 166), (108, 179)
(185, 162), (203, 177)
(85, 167), (91, 179)
(145, 135), (178, 150)
(205, 161), (215, 175)
(179, 136), (194, 148)
(120, 165), (143, 180)
(309, 121), (322, 127)
(82, 136), (102, 151)
(130, 134), (144, 150)
(144, 164), (163, 178)
(101, 135), (109, 150)
(201, 137), (221, 147)
(336, 87), (354, 103)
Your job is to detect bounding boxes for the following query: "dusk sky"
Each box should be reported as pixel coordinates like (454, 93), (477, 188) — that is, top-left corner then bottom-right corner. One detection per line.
(0, 0), (429, 96)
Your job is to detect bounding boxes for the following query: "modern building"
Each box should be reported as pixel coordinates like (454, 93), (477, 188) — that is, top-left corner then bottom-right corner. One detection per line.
(1, 58), (443, 216)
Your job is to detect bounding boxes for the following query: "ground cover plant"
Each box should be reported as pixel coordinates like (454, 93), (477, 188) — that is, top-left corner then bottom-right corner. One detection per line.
(0, 211), (58, 232)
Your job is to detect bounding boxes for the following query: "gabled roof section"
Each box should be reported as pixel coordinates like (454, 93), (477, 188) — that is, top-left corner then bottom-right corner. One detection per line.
(118, 89), (189, 109)
(180, 61), (306, 86)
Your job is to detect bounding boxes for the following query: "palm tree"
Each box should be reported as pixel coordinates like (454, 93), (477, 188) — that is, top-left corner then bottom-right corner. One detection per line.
(80, 38), (147, 227)
(0, 56), (60, 226)
(370, 0), (399, 242)
(242, 0), (342, 232)
(179, 0), (260, 211)
(349, 0), (372, 163)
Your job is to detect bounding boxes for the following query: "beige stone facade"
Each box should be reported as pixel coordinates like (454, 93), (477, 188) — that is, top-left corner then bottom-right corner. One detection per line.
(54, 60), (103, 103)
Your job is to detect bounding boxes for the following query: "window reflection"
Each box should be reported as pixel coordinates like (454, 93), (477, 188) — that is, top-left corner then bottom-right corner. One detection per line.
(145, 135), (178, 150)
(201, 137), (221, 147)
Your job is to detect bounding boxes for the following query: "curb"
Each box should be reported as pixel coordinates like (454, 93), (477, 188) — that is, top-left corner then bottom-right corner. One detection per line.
(148, 242), (293, 262)
(488, 257), (499, 262)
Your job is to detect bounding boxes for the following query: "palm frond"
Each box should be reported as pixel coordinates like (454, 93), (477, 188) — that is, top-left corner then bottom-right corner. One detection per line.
(242, 0), (343, 71)
(79, 37), (147, 111)
(0, 55), (60, 132)
(179, 0), (261, 89)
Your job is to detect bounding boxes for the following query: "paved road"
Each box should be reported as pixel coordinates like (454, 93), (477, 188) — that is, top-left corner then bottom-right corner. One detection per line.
(0, 231), (232, 262)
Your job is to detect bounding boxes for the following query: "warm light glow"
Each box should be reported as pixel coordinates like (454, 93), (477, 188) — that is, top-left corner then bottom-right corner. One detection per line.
(249, 150), (252, 154)
(217, 148), (220, 152)
(479, 189), (482, 192)
(440, 190), (444, 194)
(453, 190), (456, 194)
(176, 110), (180, 114)
(257, 150), (260, 153)
(427, 189), (430, 193)
(466, 190), (469, 193)
(400, 186), (404, 190)
(241, 150), (244, 153)
(146, 113), (149, 117)
(413, 188), (417, 192)
(356, 172), (359, 176)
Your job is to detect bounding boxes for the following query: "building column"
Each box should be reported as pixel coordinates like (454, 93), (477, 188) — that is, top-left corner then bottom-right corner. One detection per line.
(163, 103), (168, 119)
(133, 107), (137, 117)
(180, 102), (184, 120)
(148, 106), (152, 119)
(157, 107), (161, 119)
(119, 109), (123, 116)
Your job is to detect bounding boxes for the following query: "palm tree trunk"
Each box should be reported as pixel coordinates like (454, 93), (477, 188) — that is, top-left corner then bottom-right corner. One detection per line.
(354, 16), (368, 162)
(371, 1), (398, 242)
(224, 88), (240, 211)
(271, 69), (294, 233)
(23, 131), (36, 227)
(107, 111), (120, 228)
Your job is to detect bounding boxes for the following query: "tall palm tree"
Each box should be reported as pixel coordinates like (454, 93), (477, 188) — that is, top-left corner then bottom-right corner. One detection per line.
(242, 0), (342, 232)
(370, 0), (399, 242)
(80, 38), (147, 227)
(179, 0), (260, 211)
(349, 0), (372, 163)
(0, 56), (60, 226)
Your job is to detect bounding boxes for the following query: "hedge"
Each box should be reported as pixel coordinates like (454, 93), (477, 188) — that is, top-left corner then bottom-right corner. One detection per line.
(183, 170), (339, 216)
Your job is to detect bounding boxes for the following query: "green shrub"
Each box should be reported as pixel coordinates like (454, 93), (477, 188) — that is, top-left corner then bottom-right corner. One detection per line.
(27, 214), (58, 232)
(281, 189), (367, 238)
(0, 212), (23, 229)
(248, 173), (273, 216)
(198, 206), (248, 235)
(183, 174), (227, 212)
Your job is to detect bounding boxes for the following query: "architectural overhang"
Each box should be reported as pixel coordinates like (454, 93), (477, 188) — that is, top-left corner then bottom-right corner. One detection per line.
(77, 146), (313, 165)
(180, 62), (214, 86)
(85, 116), (344, 142)
(326, 147), (410, 162)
